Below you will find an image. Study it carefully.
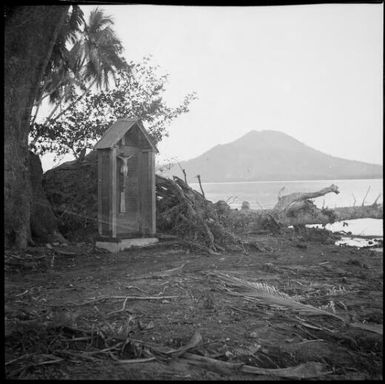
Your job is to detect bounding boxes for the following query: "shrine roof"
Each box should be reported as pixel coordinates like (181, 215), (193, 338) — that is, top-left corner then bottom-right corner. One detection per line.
(94, 118), (158, 152)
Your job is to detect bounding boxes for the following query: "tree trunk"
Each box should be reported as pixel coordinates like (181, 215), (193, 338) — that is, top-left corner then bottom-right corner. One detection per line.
(29, 152), (66, 243)
(4, 6), (69, 248)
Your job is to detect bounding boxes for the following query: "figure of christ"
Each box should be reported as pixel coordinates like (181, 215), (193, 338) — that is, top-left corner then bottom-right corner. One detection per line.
(117, 154), (135, 213)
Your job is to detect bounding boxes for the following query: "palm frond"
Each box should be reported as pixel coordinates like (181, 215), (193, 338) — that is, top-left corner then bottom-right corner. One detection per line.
(211, 272), (346, 322)
(79, 7), (126, 89)
(88, 7), (114, 34)
(63, 5), (84, 44)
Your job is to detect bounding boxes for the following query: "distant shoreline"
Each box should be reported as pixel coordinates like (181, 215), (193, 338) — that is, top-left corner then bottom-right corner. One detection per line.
(188, 177), (383, 185)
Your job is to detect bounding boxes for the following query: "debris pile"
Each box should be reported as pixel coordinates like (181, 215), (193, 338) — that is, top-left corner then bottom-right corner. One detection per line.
(156, 175), (245, 254)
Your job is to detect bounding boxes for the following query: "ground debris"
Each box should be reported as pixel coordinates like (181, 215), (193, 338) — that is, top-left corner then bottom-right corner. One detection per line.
(116, 331), (331, 379)
(5, 248), (50, 273)
(5, 229), (383, 380)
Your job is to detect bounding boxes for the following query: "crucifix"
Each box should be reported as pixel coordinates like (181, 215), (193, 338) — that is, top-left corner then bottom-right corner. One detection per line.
(117, 153), (135, 213)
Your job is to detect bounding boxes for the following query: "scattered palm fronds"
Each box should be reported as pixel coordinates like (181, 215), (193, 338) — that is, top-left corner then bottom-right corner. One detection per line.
(210, 271), (347, 322)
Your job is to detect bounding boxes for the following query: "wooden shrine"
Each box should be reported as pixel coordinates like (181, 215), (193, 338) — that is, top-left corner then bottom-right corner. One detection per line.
(94, 119), (158, 251)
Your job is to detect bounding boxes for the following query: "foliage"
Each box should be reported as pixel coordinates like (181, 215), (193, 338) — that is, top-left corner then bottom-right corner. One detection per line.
(32, 5), (85, 121)
(80, 7), (127, 89)
(30, 57), (197, 159)
(31, 7), (128, 128)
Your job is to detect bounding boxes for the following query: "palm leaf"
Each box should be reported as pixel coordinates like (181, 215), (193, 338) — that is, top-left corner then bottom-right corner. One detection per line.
(212, 271), (346, 322)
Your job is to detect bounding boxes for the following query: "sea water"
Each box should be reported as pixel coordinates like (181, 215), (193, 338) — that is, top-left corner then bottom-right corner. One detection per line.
(189, 178), (383, 237)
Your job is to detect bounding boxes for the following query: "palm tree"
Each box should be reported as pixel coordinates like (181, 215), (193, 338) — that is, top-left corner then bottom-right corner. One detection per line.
(31, 5), (85, 125)
(82, 8), (127, 89)
(42, 7), (128, 125)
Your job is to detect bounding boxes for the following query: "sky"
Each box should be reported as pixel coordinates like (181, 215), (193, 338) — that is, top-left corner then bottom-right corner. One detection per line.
(41, 3), (383, 171)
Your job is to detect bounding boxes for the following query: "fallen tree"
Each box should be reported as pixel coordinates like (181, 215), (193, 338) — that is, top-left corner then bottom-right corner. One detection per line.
(242, 184), (383, 228)
(42, 151), (382, 252)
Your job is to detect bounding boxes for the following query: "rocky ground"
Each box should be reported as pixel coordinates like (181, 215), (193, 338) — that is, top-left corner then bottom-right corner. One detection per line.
(4, 228), (383, 380)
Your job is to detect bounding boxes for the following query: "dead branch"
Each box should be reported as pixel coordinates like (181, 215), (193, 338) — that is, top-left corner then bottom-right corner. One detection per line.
(118, 356), (156, 364)
(177, 162), (188, 184)
(71, 295), (180, 306)
(107, 296), (131, 316)
(361, 186), (371, 206)
(127, 264), (186, 280)
(196, 174), (205, 198)
(372, 193), (382, 206)
(277, 186), (285, 200)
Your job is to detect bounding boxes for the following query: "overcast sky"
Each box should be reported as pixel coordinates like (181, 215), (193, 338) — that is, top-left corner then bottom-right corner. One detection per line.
(41, 3), (383, 171)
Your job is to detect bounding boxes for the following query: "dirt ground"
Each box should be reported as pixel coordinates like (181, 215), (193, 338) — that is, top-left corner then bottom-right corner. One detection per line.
(4, 229), (383, 380)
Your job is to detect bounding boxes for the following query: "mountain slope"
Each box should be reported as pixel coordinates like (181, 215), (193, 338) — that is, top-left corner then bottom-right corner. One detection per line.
(163, 130), (383, 182)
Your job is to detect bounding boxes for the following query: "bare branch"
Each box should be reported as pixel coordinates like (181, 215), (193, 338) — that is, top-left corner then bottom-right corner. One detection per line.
(362, 186), (371, 206)
(195, 174), (205, 198)
(372, 193), (382, 206)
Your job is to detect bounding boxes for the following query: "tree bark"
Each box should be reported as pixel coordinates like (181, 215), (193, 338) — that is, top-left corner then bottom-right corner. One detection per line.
(29, 152), (66, 243)
(4, 6), (69, 248)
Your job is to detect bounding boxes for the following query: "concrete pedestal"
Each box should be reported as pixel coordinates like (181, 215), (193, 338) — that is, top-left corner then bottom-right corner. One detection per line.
(95, 237), (159, 253)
